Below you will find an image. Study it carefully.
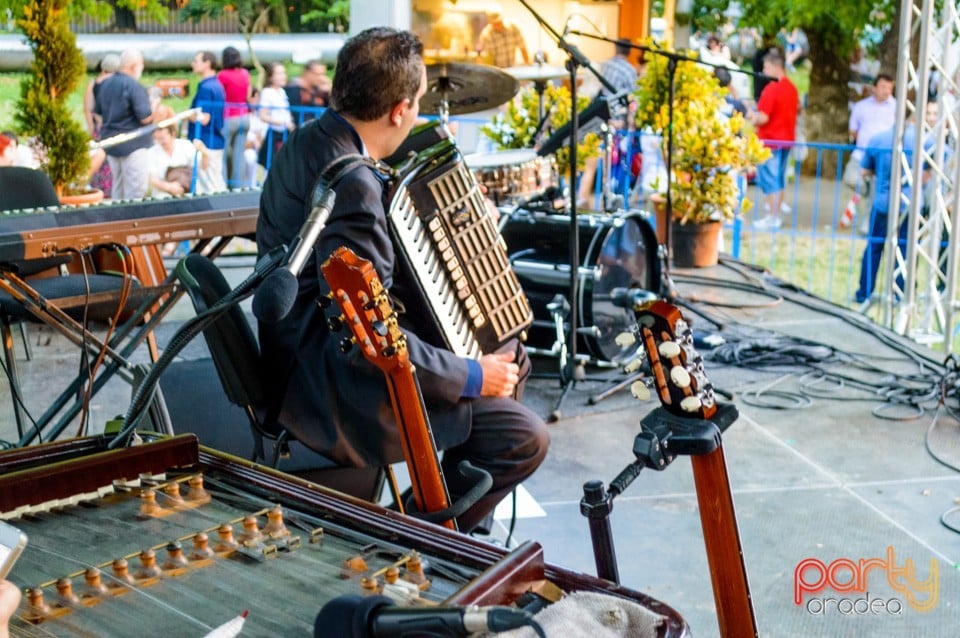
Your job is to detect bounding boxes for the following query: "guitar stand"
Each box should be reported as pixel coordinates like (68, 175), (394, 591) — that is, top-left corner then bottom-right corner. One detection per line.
(580, 403), (757, 636)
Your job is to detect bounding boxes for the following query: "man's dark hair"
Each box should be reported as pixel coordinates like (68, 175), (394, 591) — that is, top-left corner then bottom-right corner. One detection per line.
(221, 46), (243, 70)
(875, 73), (894, 85)
(615, 38), (631, 57)
(331, 27), (424, 122)
(199, 50), (218, 70)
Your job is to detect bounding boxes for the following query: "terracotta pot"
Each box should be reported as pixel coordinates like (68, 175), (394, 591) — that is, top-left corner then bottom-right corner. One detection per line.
(671, 221), (721, 268)
(59, 188), (104, 207)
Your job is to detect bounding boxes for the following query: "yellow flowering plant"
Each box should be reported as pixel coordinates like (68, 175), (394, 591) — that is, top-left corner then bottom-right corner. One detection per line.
(480, 83), (602, 176)
(634, 43), (770, 224)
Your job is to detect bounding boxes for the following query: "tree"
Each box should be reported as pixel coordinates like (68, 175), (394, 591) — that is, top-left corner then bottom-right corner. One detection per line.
(181, 0), (288, 87)
(692, 0), (896, 176)
(0, 0), (169, 30)
(13, 0), (90, 194)
(299, 0), (350, 33)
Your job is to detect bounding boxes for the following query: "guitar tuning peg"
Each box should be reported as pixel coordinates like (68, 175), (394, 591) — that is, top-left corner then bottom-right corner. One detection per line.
(630, 380), (651, 401)
(339, 336), (355, 353)
(327, 315), (344, 332)
(371, 320), (389, 337)
(623, 357), (644, 374)
(658, 341), (682, 359)
(318, 294), (334, 309)
(670, 365), (691, 388)
(615, 332), (636, 347)
(680, 396), (703, 413)
(383, 345), (397, 358)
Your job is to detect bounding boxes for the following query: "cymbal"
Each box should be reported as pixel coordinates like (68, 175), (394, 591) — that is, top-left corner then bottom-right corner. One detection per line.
(504, 64), (570, 83)
(420, 63), (519, 115)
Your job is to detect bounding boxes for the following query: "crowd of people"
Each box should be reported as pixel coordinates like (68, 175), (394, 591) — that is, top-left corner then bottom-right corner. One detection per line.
(3, 46), (333, 201)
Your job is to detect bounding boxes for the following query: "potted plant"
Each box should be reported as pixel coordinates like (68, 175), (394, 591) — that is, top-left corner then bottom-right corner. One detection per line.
(634, 45), (769, 266)
(480, 83), (602, 184)
(14, 0), (99, 203)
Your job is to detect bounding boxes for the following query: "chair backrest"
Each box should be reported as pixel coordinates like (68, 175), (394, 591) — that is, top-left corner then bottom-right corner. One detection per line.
(175, 253), (267, 414)
(0, 167), (60, 212)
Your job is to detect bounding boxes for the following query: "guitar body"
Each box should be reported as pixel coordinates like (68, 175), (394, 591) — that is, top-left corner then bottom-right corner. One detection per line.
(322, 247), (456, 531)
(634, 300), (758, 638)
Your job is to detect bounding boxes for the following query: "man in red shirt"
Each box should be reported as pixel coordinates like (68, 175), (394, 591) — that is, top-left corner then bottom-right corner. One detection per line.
(749, 49), (799, 228)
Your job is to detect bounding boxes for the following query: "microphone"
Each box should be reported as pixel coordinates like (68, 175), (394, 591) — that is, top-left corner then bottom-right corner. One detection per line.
(252, 186), (336, 323)
(561, 15), (573, 38)
(315, 594), (534, 638)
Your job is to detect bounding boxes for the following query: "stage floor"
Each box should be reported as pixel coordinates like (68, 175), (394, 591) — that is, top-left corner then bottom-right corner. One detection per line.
(3, 255), (959, 637)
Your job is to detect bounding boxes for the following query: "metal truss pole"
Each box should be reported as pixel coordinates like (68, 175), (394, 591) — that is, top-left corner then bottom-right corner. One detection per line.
(888, 0), (960, 351)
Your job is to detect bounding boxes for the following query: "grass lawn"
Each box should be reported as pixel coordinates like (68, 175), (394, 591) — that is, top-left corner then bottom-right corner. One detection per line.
(1, 71), (196, 132)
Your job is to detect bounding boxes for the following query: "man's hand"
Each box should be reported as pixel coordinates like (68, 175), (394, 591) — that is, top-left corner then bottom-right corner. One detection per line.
(479, 350), (520, 397)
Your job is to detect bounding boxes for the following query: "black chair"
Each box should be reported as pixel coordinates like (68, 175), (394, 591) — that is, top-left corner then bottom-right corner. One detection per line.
(0, 166), (60, 212)
(0, 167), (142, 437)
(175, 253), (390, 502)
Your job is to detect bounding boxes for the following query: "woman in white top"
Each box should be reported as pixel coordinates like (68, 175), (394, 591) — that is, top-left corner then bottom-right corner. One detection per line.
(257, 63), (295, 168)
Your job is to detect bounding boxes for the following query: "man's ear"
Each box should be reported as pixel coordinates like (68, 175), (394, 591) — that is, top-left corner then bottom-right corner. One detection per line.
(389, 98), (410, 127)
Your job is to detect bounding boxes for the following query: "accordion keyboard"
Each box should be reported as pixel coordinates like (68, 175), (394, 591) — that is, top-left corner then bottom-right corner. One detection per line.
(389, 156), (532, 359)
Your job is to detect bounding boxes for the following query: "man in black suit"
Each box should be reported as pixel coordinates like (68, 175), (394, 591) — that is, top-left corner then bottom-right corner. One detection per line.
(256, 27), (549, 533)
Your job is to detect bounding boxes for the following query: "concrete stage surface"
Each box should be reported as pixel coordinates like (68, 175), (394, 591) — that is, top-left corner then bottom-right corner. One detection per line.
(2, 254), (958, 637)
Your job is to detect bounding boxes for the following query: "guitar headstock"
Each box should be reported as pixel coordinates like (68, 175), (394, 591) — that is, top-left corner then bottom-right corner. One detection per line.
(321, 246), (408, 373)
(632, 300), (717, 419)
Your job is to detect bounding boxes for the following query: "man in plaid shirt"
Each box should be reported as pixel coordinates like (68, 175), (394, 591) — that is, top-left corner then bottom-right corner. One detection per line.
(477, 11), (529, 68)
(600, 39), (638, 96)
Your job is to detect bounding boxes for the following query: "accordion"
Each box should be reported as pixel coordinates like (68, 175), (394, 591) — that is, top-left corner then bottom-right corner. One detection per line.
(385, 139), (533, 359)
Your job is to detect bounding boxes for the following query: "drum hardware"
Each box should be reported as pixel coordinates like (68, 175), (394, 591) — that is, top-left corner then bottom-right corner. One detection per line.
(511, 0), (625, 422)
(463, 150), (559, 208)
(502, 208), (660, 420)
(420, 63), (519, 124)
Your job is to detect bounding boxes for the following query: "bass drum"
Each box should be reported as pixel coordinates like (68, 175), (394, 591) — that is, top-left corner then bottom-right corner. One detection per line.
(501, 211), (661, 362)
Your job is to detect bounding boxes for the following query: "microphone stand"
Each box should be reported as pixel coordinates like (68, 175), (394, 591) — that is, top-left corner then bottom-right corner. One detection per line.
(568, 31), (770, 303)
(515, 0), (621, 421)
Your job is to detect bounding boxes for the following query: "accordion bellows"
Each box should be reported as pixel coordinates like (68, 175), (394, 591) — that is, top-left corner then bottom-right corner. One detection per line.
(387, 142), (533, 359)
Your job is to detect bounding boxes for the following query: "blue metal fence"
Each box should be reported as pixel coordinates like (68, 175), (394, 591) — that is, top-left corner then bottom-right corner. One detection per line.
(183, 101), (876, 308)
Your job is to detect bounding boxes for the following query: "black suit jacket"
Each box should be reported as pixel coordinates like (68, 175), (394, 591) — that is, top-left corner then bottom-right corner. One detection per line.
(257, 110), (472, 467)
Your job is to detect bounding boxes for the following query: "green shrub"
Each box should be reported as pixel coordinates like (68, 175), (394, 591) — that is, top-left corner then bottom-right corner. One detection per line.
(14, 0), (90, 194)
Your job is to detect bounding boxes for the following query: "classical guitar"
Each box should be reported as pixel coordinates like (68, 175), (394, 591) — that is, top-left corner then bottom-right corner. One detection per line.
(321, 246), (456, 531)
(633, 300), (758, 638)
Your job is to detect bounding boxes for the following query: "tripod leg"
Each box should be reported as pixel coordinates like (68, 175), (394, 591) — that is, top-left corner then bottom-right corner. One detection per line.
(588, 370), (645, 405)
(549, 378), (574, 423)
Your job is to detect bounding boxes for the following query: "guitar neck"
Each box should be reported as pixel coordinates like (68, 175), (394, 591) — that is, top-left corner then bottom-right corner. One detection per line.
(691, 447), (758, 638)
(384, 364), (455, 531)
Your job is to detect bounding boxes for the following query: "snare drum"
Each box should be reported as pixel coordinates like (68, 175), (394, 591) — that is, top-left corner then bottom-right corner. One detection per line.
(501, 211), (660, 362)
(464, 150), (558, 206)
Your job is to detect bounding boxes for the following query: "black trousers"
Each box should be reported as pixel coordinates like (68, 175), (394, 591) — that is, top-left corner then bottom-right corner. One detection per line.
(439, 343), (550, 533)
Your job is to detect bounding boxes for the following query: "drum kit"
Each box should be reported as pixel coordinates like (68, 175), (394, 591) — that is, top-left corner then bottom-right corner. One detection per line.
(418, 60), (661, 372)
